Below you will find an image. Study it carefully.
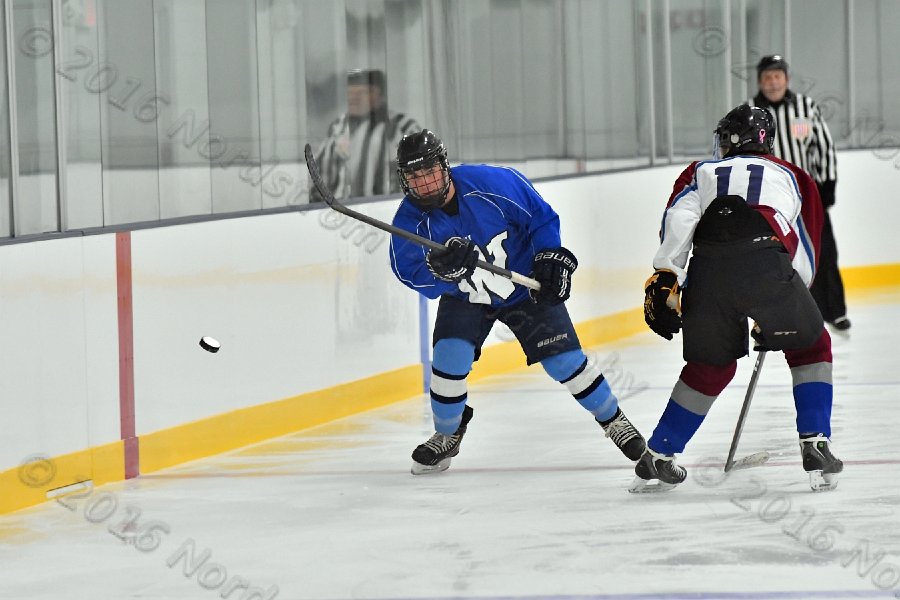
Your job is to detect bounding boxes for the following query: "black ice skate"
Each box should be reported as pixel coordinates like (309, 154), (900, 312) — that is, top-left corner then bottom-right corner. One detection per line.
(410, 405), (474, 475)
(800, 434), (843, 491)
(598, 408), (646, 461)
(629, 448), (687, 493)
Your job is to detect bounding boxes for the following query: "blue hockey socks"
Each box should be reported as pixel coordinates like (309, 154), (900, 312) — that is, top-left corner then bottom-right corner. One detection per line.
(541, 350), (617, 422)
(430, 338), (475, 434)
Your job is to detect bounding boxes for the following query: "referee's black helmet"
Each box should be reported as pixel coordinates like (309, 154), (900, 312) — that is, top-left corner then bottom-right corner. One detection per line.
(757, 55), (789, 79)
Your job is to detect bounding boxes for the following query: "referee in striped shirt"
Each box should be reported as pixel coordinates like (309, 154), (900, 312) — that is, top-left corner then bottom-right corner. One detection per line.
(749, 55), (850, 331)
(312, 69), (421, 202)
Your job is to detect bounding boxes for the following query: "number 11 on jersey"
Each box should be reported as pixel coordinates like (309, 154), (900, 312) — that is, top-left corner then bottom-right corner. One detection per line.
(715, 164), (765, 204)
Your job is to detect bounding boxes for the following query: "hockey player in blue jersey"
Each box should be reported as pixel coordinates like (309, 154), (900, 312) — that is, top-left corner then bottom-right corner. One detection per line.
(390, 129), (646, 475)
(634, 105), (843, 493)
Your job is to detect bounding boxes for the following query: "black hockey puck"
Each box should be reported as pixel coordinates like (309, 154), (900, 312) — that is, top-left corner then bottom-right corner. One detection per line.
(199, 336), (221, 353)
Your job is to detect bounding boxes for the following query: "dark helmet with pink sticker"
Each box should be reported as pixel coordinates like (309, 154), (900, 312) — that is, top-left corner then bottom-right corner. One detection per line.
(714, 104), (775, 157)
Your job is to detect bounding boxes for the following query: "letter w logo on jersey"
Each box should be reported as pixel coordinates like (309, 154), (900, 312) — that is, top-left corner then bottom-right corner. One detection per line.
(459, 231), (515, 304)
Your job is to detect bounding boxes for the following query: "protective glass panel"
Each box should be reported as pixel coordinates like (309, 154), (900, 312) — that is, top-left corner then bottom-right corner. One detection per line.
(61, 0), (103, 229)
(571, 0), (647, 169)
(876, 1), (900, 137)
(300, 0), (344, 204)
(256, 0), (308, 208)
(12, 0), (59, 235)
(0, 3), (10, 237)
(99, 0), (160, 225)
(4, 0), (900, 231)
(850, 0), (900, 152)
(789, 0), (848, 144)
(740, 0), (786, 95)
(667, 0), (731, 158)
(154, 0), (212, 219)
(206, 0), (262, 214)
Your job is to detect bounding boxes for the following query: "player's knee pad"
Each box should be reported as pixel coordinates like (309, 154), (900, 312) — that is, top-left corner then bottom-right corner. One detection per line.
(679, 360), (737, 397)
(540, 349), (587, 382)
(785, 329), (832, 368)
(432, 338), (476, 376)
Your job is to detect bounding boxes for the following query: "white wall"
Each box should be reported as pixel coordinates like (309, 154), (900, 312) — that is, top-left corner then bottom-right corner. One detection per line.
(0, 235), (119, 470)
(2, 149), (898, 473)
(130, 208), (420, 434)
(831, 149), (900, 267)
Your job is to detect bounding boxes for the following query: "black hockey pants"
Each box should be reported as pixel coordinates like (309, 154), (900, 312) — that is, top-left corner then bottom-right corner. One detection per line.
(682, 241), (824, 365)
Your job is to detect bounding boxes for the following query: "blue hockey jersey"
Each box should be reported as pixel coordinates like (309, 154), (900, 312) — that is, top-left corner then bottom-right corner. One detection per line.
(389, 164), (561, 307)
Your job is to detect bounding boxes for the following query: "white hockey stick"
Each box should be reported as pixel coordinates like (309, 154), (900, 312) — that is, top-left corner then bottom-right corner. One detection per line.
(724, 349), (770, 472)
(303, 144), (541, 292)
(728, 450), (770, 471)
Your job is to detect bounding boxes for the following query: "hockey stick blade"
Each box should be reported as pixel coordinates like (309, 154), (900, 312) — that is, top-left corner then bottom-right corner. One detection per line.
(727, 451), (770, 471)
(724, 350), (767, 472)
(303, 144), (541, 291)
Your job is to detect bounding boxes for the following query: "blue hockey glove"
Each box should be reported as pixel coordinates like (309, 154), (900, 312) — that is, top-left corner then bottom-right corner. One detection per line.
(529, 247), (578, 305)
(426, 237), (479, 283)
(644, 269), (682, 340)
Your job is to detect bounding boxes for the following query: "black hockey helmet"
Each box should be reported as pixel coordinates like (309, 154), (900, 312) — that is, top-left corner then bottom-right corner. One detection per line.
(347, 68), (386, 92)
(397, 129), (452, 211)
(714, 105), (775, 157)
(757, 54), (789, 79)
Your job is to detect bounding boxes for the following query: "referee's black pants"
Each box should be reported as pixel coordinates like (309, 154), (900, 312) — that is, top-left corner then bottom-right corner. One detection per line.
(810, 210), (848, 323)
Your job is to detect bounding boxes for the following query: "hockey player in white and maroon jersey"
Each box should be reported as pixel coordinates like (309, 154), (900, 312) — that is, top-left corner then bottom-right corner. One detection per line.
(633, 105), (843, 493)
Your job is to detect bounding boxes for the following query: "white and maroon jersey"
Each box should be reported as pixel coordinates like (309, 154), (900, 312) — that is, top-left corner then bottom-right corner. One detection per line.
(654, 153), (823, 287)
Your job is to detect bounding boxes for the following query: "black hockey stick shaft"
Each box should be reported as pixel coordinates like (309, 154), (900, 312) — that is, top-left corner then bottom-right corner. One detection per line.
(303, 144), (541, 291)
(725, 350), (767, 472)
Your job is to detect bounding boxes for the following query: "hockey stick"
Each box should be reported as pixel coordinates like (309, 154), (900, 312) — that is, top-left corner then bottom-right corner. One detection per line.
(724, 349), (771, 472)
(303, 144), (541, 292)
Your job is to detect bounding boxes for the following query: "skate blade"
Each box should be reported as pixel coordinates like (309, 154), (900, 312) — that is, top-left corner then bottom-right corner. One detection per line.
(411, 457), (452, 476)
(729, 451), (770, 471)
(628, 475), (679, 494)
(808, 470), (839, 492)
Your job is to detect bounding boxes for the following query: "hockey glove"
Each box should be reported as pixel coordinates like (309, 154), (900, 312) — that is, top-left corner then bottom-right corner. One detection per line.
(644, 269), (682, 340)
(426, 237), (479, 283)
(529, 247), (578, 305)
(751, 321), (773, 352)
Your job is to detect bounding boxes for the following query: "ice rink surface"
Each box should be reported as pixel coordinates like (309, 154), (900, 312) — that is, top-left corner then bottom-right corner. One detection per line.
(3, 290), (899, 600)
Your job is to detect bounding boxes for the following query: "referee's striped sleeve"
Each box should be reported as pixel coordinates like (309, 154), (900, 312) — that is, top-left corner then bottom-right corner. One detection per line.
(808, 98), (838, 182)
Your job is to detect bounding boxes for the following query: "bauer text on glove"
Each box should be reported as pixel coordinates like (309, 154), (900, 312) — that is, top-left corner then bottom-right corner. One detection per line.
(529, 247), (578, 305)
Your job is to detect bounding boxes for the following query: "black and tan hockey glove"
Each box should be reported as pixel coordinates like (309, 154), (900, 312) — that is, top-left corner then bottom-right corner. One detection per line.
(644, 269), (682, 340)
